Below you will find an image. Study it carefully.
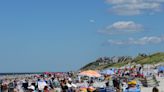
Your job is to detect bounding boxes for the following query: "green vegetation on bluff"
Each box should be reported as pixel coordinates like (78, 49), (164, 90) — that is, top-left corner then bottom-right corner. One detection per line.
(80, 52), (164, 70)
(134, 52), (164, 64)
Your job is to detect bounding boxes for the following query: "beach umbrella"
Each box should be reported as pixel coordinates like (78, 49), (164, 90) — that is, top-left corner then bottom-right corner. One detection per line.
(79, 70), (101, 77)
(158, 66), (164, 71)
(44, 72), (50, 74)
(34, 75), (40, 78)
(101, 69), (114, 75)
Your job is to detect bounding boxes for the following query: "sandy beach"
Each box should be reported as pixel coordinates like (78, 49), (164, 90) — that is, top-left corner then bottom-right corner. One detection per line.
(141, 77), (164, 92)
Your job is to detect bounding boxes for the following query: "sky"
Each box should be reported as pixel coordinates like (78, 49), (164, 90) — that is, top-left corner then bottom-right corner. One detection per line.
(0, 0), (164, 72)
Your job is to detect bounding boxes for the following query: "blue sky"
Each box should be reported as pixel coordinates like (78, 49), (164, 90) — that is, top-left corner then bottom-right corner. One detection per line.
(0, 0), (164, 72)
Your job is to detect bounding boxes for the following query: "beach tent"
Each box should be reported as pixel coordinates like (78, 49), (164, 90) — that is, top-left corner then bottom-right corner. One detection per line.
(79, 70), (101, 77)
(101, 69), (114, 75)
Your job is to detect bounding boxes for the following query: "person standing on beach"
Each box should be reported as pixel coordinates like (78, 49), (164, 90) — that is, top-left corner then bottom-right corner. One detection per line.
(124, 80), (140, 92)
(38, 78), (47, 92)
(1, 79), (9, 92)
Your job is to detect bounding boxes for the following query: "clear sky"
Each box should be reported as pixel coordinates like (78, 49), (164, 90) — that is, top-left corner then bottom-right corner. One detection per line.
(0, 0), (164, 72)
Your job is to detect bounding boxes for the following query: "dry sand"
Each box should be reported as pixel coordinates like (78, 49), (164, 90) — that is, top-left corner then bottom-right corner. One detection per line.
(141, 77), (164, 92)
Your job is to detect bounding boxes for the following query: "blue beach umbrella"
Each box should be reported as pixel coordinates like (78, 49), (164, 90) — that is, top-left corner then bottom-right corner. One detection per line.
(158, 66), (164, 72)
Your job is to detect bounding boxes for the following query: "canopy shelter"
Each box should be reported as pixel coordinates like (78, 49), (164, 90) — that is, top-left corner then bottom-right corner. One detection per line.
(79, 70), (101, 77)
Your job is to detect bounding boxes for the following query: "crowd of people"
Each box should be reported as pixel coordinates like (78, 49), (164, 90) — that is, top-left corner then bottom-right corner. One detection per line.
(0, 65), (163, 92)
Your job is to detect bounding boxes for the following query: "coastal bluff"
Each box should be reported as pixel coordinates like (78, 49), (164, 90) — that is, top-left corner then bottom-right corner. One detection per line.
(80, 52), (164, 70)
